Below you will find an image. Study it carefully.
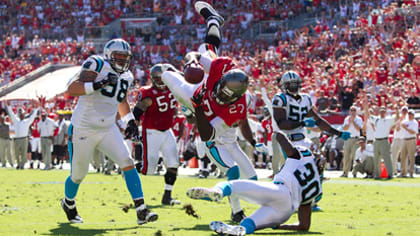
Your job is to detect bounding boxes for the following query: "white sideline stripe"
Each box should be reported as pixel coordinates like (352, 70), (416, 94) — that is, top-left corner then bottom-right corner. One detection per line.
(26, 181), (112, 184)
(326, 179), (420, 188)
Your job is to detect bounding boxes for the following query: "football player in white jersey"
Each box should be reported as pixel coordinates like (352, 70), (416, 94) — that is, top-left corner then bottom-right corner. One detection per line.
(186, 129), (325, 235)
(61, 38), (157, 225)
(271, 71), (350, 157)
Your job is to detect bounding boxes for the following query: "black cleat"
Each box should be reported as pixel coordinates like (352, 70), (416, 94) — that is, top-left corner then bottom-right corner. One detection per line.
(161, 195), (181, 205)
(61, 198), (83, 223)
(136, 205), (158, 225)
(194, 1), (224, 26)
(231, 210), (246, 223)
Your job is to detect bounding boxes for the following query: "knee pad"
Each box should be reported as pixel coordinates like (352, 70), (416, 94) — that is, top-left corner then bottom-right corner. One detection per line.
(226, 166), (240, 181)
(164, 168), (178, 185)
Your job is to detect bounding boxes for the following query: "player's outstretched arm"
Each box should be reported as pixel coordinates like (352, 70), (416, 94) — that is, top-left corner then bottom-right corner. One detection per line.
(307, 107), (342, 136)
(275, 203), (311, 231)
(274, 130), (300, 159)
(238, 119), (257, 147)
(67, 70), (98, 96)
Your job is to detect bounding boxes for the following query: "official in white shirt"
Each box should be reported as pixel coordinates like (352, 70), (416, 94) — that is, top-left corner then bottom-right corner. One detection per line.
(341, 106), (363, 177)
(6, 102), (39, 169)
(368, 106), (399, 179)
(38, 111), (58, 170)
(399, 110), (418, 178)
(352, 136), (374, 178)
(391, 106), (408, 175)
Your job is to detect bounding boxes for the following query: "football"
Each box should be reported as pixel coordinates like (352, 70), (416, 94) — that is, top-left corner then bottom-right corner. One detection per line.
(184, 62), (205, 84)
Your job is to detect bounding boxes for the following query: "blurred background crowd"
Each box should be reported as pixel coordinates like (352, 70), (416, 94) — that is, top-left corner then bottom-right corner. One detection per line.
(0, 0), (419, 178)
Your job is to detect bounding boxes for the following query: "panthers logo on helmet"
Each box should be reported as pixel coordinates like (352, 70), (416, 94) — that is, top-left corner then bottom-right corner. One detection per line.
(103, 39), (132, 73)
(281, 71), (301, 95)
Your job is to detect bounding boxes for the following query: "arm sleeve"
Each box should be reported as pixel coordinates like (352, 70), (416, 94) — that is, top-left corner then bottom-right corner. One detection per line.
(6, 106), (18, 124)
(28, 108), (39, 125)
(199, 52), (213, 73)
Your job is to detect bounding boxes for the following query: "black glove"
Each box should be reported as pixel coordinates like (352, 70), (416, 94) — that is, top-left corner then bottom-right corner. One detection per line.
(124, 119), (139, 139)
(93, 73), (118, 90)
(191, 87), (206, 109)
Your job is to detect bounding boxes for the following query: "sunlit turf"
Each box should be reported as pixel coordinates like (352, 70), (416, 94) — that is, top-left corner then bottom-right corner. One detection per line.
(0, 169), (419, 235)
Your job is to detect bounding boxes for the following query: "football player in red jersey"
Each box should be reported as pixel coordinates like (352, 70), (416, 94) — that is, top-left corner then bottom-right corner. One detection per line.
(161, 1), (263, 223)
(261, 107), (274, 169)
(171, 109), (186, 158)
(132, 63), (181, 206)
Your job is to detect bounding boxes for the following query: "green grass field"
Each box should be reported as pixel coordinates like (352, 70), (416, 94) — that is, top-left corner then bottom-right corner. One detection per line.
(0, 169), (419, 236)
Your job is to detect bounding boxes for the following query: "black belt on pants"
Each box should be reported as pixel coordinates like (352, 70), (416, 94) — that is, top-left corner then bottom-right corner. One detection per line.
(14, 137), (27, 140)
(375, 137), (388, 141)
(404, 137), (416, 140)
(41, 137), (51, 139)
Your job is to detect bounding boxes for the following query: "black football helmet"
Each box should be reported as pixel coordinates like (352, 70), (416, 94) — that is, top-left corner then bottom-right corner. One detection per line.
(263, 107), (270, 117)
(281, 71), (301, 95)
(150, 64), (166, 90)
(213, 69), (248, 105)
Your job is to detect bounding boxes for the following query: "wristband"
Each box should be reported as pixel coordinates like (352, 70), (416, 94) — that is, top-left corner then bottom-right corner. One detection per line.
(121, 112), (135, 124)
(84, 82), (95, 94)
(133, 106), (144, 121)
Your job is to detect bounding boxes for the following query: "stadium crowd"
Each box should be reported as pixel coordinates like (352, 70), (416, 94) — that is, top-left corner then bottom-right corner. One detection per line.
(0, 0), (419, 178)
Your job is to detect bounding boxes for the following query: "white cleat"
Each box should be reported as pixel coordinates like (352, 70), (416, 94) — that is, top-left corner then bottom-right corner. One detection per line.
(210, 221), (246, 236)
(194, 1), (224, 26)
(186, 187), (222, 202)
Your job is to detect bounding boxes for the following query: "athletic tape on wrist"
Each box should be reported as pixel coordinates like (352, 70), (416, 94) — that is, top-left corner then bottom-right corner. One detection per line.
(84, 82), (94, 94)
(122, 112), (135, 124)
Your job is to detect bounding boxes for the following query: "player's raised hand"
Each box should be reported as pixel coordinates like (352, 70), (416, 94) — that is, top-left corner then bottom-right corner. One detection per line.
(124, 119), (139, 139)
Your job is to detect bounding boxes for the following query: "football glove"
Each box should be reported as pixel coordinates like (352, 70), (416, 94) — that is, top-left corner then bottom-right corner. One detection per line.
(93, 73), (118, 90)
(191, 87), (206, 109)
(303, 118), (316, 127)
(340, 131), (351, 140)
(255, 143), (268, 154)
(124, 119), (139, 139)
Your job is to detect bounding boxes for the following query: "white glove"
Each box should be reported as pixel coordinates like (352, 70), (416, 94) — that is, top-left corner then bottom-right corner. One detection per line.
(255, 143), (268, 154)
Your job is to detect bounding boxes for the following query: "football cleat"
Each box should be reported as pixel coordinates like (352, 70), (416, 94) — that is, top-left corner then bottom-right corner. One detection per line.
(136, 205), (158, 225)
(186, 187), (222, 202)
(209, 221), (246, 236)
(194, 1), (224, 27)
(231, 210), (246, 223)
(161, 196), (181, 206)
(60, 198), (83, 223)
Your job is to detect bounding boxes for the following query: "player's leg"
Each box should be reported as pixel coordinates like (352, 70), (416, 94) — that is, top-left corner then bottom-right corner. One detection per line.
(160, 130), (181, 205)
(229, 142), (257, 180)
(62, 125), (98, 223)
(205, 141), (247, 222)
(196, 137), (210, 178)
(98, 125), (158, 224)
(195, 1), (224, 51)
(140, 128), (162, 176)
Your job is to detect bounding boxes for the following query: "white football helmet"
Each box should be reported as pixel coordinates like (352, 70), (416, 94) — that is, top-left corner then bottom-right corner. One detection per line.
(103, 38), (132, 73)
(281, 71), (301, 95)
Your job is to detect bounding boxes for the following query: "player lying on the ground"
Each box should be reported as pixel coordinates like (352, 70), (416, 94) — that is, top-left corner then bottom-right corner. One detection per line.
(62, 38), (157, 224)
(187, 129), (325, 235)
(161, 1), (262, 223)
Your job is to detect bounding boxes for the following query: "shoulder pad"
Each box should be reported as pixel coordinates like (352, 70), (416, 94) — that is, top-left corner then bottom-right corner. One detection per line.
(82, 55), (105, 73)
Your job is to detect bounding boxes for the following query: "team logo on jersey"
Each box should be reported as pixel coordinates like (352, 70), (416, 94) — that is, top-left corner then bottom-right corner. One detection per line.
(152, 89), (157, 94)
(82, 61), (92, 69)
